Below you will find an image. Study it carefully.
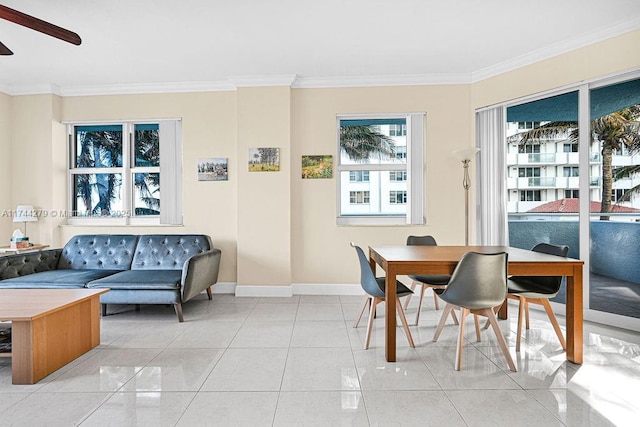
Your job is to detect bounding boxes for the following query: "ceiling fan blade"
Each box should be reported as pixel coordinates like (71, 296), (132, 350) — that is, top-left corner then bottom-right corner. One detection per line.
(0, 40), (13, 55)
(0, 4), (81, 46)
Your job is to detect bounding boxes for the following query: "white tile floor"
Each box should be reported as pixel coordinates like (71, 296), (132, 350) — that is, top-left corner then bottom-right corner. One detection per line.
(1, 293), (640, 426)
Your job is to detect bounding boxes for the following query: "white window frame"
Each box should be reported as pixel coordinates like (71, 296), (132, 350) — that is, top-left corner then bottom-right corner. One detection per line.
(65, 119), (182, 226)
(336, 113), (425, 225)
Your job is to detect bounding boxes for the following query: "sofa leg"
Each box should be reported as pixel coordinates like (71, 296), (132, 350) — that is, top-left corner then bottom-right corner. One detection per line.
(174, 303), (184, 322)
(101, 304), (108, 316)
(206, 287), (213, 300)
(135, 304), (141, 312)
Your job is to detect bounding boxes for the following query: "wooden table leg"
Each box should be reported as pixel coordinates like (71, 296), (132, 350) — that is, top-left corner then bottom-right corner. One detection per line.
(385, 267), (397, 362)
(566, 265), (583, 364)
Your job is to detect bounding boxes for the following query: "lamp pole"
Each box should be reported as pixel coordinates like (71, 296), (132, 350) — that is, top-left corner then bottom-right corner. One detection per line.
(462, 159), (472, 245)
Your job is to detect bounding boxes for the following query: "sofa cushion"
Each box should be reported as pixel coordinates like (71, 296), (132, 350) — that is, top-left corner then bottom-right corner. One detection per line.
(58, 235), (138, 270)
(132, 235), (211, 270)
(87, 269), (182, 290)
(0, 249), (61, 280)
(0, 269), (121, 288)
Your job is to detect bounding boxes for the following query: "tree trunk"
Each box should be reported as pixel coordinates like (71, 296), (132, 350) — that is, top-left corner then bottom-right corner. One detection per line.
(600, 145), (613, 221)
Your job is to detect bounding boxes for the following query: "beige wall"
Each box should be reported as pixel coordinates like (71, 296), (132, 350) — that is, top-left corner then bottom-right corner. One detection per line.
(0, 92), (11, 240)
(2, 28), (638, 286)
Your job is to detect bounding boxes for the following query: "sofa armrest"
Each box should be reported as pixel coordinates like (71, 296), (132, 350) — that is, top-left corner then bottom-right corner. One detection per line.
(181, 248), (222, 302)
(0, 249), (62, 280)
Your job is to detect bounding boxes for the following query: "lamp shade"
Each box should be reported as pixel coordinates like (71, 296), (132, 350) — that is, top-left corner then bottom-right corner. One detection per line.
(451, 147), (480, 162)
(13, 205), (38, 223)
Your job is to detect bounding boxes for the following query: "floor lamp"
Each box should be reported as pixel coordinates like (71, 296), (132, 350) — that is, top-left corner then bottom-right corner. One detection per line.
(452, 147), (480, 245)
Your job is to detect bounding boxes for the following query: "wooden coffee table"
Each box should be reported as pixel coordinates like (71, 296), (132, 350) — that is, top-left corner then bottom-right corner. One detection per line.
(0, 288), (108, 384)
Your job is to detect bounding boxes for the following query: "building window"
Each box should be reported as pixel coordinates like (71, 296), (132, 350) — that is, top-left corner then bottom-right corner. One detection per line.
(612, 189), (631, 202)
(350, 191), (370, 204)
(389, 171), (407, 181)
(389, 191), (407, 204)
(337, 113), (424, 225)
(565, 189), (579, 198)
(518, 167), (540, 177)
(518, 121), (541, 130)
(520, 190), (541, 201)
(563, 166), (579, 177)
(563, 143), (578, 153)
(349, 171), (370, 182)
(67, 120), (182, 225)
(518, 144), (540, 154)
(389, 124), (406, 136)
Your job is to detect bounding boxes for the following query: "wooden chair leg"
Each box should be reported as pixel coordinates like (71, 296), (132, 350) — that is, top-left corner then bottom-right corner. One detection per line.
(396, 297), (415, 348)
(474, 314), (482, 342)
(540, 298), (567, 350)
(450, 308), (459, 325)
(206, 287), (213, 300)
(101, 304), (108, 316)
(433, 303), (454, 342)
(354, 296), (370, 328)
(174, 303), (184, 322)
(433, 288), (440, 310)
(484, 308), (517, 372)
(516, 296), (525, 352)
(364, 298), (379, 349)
(454, 308), (470, 371)
(403, 281), (418, 309)
(413, 283), (427, 325)
(525, 300), (530, 329)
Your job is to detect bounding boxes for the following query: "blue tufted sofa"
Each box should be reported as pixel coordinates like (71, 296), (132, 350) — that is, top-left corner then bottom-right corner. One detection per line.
(0, 234), (221, 322)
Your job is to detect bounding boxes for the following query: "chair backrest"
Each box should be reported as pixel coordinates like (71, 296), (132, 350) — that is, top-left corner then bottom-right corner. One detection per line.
(350, 243), (385, 298)
(406, 235), (437, 246)
(439, 251), (508, 309)
(526, 242), (570, 292)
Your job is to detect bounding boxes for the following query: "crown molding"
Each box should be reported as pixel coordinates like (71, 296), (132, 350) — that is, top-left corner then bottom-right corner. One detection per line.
(292, 73), (472, 88)
(228, 74), (298, 88)
(472, 17), (640, 82)
(59, 81), (236, 97)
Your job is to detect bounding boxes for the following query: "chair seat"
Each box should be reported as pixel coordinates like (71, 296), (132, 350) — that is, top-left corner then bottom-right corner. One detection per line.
(375, 277), (413, 297)
(408, 274), (450, 286)
(507, 277), (560, 299)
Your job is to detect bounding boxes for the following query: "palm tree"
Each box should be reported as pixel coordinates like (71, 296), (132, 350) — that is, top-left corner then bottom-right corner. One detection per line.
(339, 125), (396, 161)
(509, 105), (640, 220)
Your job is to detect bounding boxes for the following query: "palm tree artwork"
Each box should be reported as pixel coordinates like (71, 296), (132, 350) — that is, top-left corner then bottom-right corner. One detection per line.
(509, 104), (640, 220)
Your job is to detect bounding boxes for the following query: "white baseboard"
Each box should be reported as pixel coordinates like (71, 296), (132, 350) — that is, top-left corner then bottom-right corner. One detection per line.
(211, 282), (236, 294)
(230, 283), (364, 297)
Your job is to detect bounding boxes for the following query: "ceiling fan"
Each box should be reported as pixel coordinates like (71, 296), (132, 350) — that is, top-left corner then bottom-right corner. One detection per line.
(0, 4), (81, 55)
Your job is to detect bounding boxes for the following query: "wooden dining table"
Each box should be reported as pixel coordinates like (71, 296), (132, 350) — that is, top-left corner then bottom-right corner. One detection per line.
(369, 245), (584, 364)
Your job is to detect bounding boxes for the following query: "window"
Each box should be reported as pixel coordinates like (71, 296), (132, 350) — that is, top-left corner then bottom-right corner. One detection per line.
(349, 171), (370, 182)
(350, 191), (370, 204)
(67, 120), (182, 225)
(389, 124), (406, 136)
(612, 189), (631, 202)
(337, 113), (424, 225)
(563, 166), (579, 177)
(518, 167), (540, 177)
(520, 190), (541, 201)
(565, 189), (579, 198)
(389, 171), (407, 181)
(518, 121), (541, 130)
(389, 191), (407, 204)
(563, 143), (578, 153)
(519, 144), (540, 154)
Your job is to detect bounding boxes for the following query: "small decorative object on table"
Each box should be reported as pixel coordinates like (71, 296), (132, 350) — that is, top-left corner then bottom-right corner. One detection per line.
(10, 229), (29, 249)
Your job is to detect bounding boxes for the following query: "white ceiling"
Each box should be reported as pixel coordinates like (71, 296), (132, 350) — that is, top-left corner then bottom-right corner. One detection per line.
(1, 0), (639, 96)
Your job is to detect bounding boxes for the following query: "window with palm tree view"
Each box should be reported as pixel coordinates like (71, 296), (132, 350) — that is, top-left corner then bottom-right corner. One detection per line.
(68, 122), (167, 221)
(506, 77), (640, 321)
(337, 114), (424, 225)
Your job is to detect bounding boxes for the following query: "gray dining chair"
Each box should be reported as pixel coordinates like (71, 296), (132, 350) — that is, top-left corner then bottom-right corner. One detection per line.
(432, 251), (516, 372)
(404, 235), (453, 325)
(507, 243), (569, 352)
(350, 242), (415, 350)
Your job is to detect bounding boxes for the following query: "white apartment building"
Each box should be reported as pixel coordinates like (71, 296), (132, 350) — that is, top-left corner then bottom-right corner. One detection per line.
(506, 121), (640, 215)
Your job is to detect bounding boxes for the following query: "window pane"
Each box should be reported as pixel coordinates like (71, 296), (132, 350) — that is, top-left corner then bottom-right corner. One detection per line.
(74, 125), (123, 168)
(339, 118), (407, 165)
(73, 173), (123, 216)
(134, 173), (160, 215)
(340, 171), (406, 215)
(134, 124), (160, 167)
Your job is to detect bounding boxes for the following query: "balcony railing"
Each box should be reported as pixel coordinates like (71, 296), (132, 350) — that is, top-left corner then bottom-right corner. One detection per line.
(527, 153), (557, 163)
